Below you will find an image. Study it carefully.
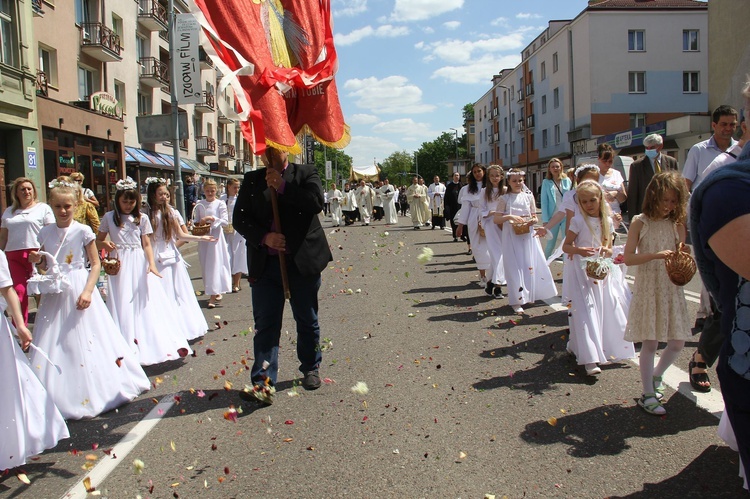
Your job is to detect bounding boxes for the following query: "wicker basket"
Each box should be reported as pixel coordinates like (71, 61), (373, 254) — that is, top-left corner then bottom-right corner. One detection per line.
(191, 203), (211, 236)
(665, 243), (696, 286)
(511, 220), (532, 235)
(585, 259), (610, 280)
(223, 223), (235, 234)
(101, 253), (120, 276)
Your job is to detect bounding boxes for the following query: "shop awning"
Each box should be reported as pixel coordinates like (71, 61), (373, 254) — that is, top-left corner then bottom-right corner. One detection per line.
(124, 147), (194, 171)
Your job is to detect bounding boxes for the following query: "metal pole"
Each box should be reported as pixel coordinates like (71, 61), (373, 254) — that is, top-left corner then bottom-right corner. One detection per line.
(498, 85), (512, 169)
(168, 0), (185, 218)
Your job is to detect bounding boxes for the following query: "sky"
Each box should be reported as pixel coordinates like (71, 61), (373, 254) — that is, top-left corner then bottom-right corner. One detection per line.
(330, 0), (591, 167)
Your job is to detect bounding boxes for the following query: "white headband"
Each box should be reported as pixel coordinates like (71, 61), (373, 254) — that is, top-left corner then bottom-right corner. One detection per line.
(144, 177), (167, 185)
(574, 164), (600, 177)
(506, 170), (525, 177)
(115, 177), (138, 191)
(48, 179), (78, 189)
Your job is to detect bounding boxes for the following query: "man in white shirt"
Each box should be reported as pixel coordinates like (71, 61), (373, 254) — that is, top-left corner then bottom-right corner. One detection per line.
(683, 105), (739, 192)
(702, 110), (748, 179)
(427, 175), (446, 230)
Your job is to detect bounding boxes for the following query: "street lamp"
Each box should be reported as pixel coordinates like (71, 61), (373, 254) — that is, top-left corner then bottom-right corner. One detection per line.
(497, 84), (512, 169)
(449, 127), (459, 174)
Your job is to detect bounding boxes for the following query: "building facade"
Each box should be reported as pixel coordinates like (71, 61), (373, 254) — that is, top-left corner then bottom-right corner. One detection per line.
(473, 0), (709, 194)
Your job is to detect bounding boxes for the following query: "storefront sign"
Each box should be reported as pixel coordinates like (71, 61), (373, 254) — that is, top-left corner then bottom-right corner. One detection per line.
(59, 154), (75, 165)
(614, 131), (633, 148)
(173, 14), (202, 105)
(90, 91), (123, 119)
(26, 147), (37, 170)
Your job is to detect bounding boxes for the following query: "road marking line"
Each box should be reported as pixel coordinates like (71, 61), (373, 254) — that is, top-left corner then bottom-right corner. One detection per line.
(61, 394), (177, 499)
(542, 297), (723, 419)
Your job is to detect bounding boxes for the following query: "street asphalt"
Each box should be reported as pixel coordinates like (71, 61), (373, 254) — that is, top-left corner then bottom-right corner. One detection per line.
(0, 213), (744, 498)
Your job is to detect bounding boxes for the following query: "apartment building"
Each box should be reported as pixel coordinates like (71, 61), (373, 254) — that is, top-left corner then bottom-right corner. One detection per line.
(473, 0), (708, 194)
(0, 0), (42, 208)
(32, 0), (258, 212)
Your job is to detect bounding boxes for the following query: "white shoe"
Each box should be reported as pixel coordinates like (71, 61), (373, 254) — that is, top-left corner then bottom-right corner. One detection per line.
(479, 275), (488, 287)
(585, 363), (601, 376)
(513, 306), (524, 314)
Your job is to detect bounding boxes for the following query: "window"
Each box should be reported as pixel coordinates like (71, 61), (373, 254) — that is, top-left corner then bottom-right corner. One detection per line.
(683, 71), (699, 93)
(77, 66), (98, 101)
(469, 124), (475, 134)
(504, 144), (508, 158)
(628, 30), (644, 51)
(137, 90), (151, 115)
(75, 0), (92, 25)
(628, 71), (646, 93)
(511, 141), (515, 156)
(470, 144), (475, 155)
(0, 0), (17, 67)
(114, 80), (126, 108)
(541, 95), (547, 114)
(541, 61), (546, 81)
(554, 125), (561, 145)
(542, 129), (548, 148)
(553, 88), (559, 109)
(552, 52), (558, 73)
(38, 45), (58, 86)
(136, 35), (148, 62)
(630, 113), (646, 128)
(683, 29), (699, 51)
(504, 117), (507, 132)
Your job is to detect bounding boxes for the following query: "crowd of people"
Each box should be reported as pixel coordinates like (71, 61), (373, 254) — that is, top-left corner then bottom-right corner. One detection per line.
(3, 87), (750, 488)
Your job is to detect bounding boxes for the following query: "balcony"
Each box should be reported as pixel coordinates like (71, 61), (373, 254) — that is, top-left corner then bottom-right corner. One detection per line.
(217, 109), (234, 124)
(138, 0), (168, 31)
(163, 138), (189, 151)
(159, 30), (169, 42)
(493, 132), (499, 144)
(195, 136), (216, 156)
(526, 83), (534, 97)
(35, 70), (48, 97)
(32, 0), (44, 16)
(139, 57), (169, 88)
(517, 119), (526, 132)
(199, 47), (214, 70)
(526, 114), (535, 129)
(195, 91), (215, 113)
(517, 89), (524, 102)
(80, 23), (122, 62)
(219, 143), (236, 159)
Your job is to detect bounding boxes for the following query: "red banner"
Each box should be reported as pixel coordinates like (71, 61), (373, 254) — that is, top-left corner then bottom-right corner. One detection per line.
(193, 0), (350, 155)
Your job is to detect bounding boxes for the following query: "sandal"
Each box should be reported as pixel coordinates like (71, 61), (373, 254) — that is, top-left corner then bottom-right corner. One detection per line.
(653, 376), (665, 400)
(638, 393), (666, 415)
(689, 352), (711, 393)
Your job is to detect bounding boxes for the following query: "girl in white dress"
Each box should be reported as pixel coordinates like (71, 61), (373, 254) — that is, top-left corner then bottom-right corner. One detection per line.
(147, 181), (213, 340)
(0, 250), (69, 472)
(220, 178), (248, 293)
(562, 180), (635, 376)
(97, 178), (192, 366)
(28, 179), (150, 420)
(494, 169), (557, 314)
(480, 165), (507, 298)
(193, 179), (231, 308)
(456, 164), (491, 286)
(623, 172), (691, 415)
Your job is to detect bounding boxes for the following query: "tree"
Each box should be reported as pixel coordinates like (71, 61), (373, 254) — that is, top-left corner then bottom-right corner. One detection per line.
(414, 132), (454, 181)
(311, 141), (353, 186)
(462, 103), (474, 121)
(380, 150), (414, 185)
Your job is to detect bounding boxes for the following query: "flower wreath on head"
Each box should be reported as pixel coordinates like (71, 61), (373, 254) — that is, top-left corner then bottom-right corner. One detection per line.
(144, 177), (167, 186)
(115, 177), (138, 191)
(48, 179), (78, 189)
(574, 164), (600, 178)
(505, 170), (525, 177)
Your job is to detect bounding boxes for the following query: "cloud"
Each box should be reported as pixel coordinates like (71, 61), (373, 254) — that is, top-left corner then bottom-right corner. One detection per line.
(490, 17), (509, 27)
(443, 21), (461, 30)
(422, 26), (435, 34)
(344, 76), (436, 114)
(348, 113), (380, 125)
(516, 12), (542, 19)
(414, 41), (425, 50)
(333, 0), (367, 17)
(335, 24), (410, 46)
(423, 33), (527, 64)
(390, 0), (464, 22)
(372, 118), (437, 140)
(344, 135), (403, 167)
(431, 54), (522, 84)
(336, 26), (374, 46)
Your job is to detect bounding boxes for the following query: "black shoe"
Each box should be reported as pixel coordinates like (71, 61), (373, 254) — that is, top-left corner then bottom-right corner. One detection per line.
(453, 237), (458, 242)
(484, 282), (494, 297)
(493, 286), (505, 299)
(302, 370), (321, 390)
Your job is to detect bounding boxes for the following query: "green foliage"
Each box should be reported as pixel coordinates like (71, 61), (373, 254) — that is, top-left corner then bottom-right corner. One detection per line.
(311, 141), (353, 187)
(414, 132), (455, 181)
(380, 150), (415, 185)
(462, 103), (474, 120)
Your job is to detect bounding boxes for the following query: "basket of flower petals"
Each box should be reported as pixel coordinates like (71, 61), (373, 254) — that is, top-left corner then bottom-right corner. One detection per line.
(665, 243), (696, 286)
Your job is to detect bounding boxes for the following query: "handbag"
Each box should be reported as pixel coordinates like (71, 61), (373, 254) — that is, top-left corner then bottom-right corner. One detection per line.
(27, 229), (71, 295)
(157, 248), (178, 266)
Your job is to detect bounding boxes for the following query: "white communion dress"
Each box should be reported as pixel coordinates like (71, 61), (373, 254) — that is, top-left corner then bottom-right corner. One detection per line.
(0, 251), (69, 470)
(193, 199), (232, 295)
(99, 212), (192, 365)
(29, 222), (150, 420)
(220, 194), (249, 275)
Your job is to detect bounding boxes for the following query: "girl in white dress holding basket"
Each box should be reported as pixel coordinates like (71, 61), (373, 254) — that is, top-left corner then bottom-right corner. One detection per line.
(147, 180), (213, 341)
(480, 165), (507, 299)
(562, 180), (634, 376)
(97, 178), (192, 365)
(0, 249), (69, 472)
(28, 179), (149, 420)
(193, 179), (231, 308)
(456, 164), (491, 287)
(494, 169), (557, 314)
(220, 178), (248, 293)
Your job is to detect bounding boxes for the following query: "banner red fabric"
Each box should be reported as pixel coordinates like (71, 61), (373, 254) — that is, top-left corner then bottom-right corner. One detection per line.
(193, 0), (350, 155)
